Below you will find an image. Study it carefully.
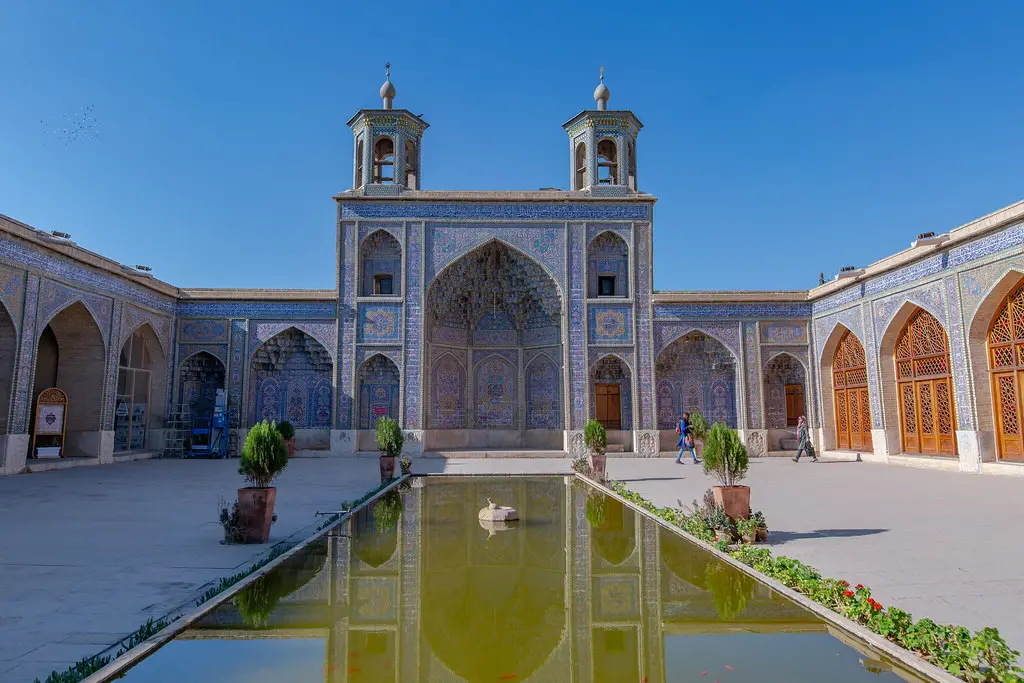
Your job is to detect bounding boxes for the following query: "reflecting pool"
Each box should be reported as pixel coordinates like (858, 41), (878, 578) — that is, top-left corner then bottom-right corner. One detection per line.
(116, 477), (928, 682)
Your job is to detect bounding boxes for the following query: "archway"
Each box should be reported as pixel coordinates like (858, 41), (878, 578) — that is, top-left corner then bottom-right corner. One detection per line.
(885, 307), (957, 456)
(33, 302), (106, 458)
(249, 328), (333, 448)
(983, 277), (1024, 459)
(113, 324), (167, 452)
(356, 354), (400, 450)
(587, 231), (629, 297)
(590, 355), (632, 450)
(819, 325), (873, 451)
(0, 303), (16, 437)
(655, 331), (738, 430)
(763, 352), (807, 450)
(177, 352), (225, 422)
(359, 229), (402, 296)
(424, 240), (563, 450)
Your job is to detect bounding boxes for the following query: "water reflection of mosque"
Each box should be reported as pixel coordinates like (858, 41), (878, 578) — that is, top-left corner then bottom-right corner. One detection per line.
(184, 478), (829, 682)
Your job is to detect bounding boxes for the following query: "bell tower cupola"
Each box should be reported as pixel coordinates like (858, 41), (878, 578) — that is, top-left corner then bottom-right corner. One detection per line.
(562, 67), (642, 196)
(347, 64), (429, 194)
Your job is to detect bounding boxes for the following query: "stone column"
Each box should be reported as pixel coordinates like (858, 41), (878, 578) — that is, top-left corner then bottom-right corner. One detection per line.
(633, 222), (659, 457)
(2, 274), (40, 474)
(334, 220), (357, 455)
(402, 222), (424, 456)
(566, 223), (587, 457)
(739, 321), (767, 456)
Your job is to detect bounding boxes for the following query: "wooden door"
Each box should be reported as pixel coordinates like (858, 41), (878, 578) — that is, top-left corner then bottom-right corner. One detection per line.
(595, 383), (621, 430)
(784, 384), (804, 426)
(832, 331), (873, 451)
(988, 282), (1024, 460)
(895, 310), (957, 456)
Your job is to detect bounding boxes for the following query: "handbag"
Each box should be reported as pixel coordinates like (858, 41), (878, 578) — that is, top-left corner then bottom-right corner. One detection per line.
(675, 424), (682, 435)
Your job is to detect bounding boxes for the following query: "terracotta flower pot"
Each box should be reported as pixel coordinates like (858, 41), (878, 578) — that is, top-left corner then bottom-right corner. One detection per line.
(714, 528), (733, 543)
(740, 531), (757, 545)
(286, 438), (296, 458)
(237, 487), (276, 544)
(589, 452), (607, 479)
(379, 455), (396, 482)
(712, 485), (750, 521)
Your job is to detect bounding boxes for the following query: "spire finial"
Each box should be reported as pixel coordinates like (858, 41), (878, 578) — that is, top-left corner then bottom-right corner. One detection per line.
(380, 62), (396, 109)
(600, 65), (604, 82)
(594, 66), (610, 110)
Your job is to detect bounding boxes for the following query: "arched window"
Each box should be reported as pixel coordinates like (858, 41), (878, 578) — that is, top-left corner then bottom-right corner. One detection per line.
(895, 309), (956, 455)
(372, 136), (395, 184)
(627, 139), (637, 190)
(115, 326), (166, 452)
(831, 330), (872, 451)
(988, 282), (1024, 459)
(597, 138), (618, 185)
(405, 139), (418, 189)
(574, 142), (586, 190)
(355, 138), (364, 188)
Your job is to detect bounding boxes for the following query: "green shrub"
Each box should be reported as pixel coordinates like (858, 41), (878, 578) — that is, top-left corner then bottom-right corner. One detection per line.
(584, 419), (607, 455)
(236, 572), (283, 628)
(702, 423), (748, 486)
(585, 492), (607, 529)
(373, 489), (403, 532)
(276, 421), (295, 440)
(374, 417), (404, 458)
(239, 421), (289, 488)
(705, 562), (754, 620)
(688, 411), (709, 441)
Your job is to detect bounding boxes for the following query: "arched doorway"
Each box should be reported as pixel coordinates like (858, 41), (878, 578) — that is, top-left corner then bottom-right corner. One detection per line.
(249, 328), (333, 428)
(590, 355), (631, 432)
(177, 352), (225, 422)
(655, 331), (737, 429)
(113, 325), (167, 452)
(894, 309), (957, 455)
(763, 353), (806, 428)
(831, 330), (873, 451)
(0, 303), (16, 438)
(424, 240), (563, 450)
(987, 280), (1024, 459)
(33, 302), (106, 458)
(357, 354), (400, 450)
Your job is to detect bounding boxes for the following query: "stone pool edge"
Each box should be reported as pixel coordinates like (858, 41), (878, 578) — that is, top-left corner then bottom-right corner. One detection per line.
(578, 474), (961, 683)
(81, 474), (411, 683)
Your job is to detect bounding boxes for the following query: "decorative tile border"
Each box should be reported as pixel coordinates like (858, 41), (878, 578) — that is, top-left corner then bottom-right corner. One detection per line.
(10, 274), (41, 433)
(228, 320), (247, 429)
(0, 264), (25, 329)
(37, 278), (113, 346)
(340, 201), (651, 222)
(425, 223), (566, 286)
(944, 276), (974, 429)
(177, 318), (229, 343)
(635, 223), (654, 429)
(743, 322), (762, 429)
(177, 343), (228, 365)
(356, 303), (403, 344)
(760, 321), (807, 344)
(569, 223), (586, 428)
(337, 222), (356, 430)
(653, 321), (742, 361)
(247, 321), (338, 363)
(176, 302), (336, 319)
(120, 304), (173, 357)
(655, 302), (812, 320)
(404, 223), (422, 429)
(870, 280), (947, 339)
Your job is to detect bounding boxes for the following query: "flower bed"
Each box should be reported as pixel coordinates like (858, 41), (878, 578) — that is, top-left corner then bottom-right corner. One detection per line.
(606, 480), (1022, 683)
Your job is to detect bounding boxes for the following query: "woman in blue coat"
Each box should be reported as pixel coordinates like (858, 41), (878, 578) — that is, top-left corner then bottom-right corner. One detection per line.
(675, 412), (699, 464)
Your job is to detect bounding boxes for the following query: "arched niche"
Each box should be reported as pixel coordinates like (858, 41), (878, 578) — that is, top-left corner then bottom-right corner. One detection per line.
(357, 354), (400, 430)
(33, 301), (106, 457)
(590, 355), (632, 431)
(525, 354), (560, 430)
(968, 269), (1024, 461)
(249, 327), (333, 434)
(177, 352), (225, 421)
(360, 229), (402, 297)
(0, 302), (16, 435)
(590, 496), (636, 567)
(818, 324), (873, 452)
(113, 324), (167, 452)
(430, 352), (465, 429)
(655, 332), (737, 430)
(587, 231), (629, 298)
(880, 305), (957, 456)
(762, 352), (807, 450)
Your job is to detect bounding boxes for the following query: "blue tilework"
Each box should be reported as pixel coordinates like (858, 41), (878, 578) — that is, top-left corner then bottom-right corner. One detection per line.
(340, 201), (651, 222)
(0, 264), (25, 328)
(945, 276), (974, 429)
(248, 321), (337, 363)
(743, 322), (762, 429)
(425, 224), (566, 286)
(176, 302), (336, 319)
(588, 304), (633, 344)
(404, 223), (422, 428)
(653, 321), (742, 361)
(569, 224), (586, 428)
(654, 303), (813, 320)
(229, 320), (247, 429)
(356, 303), (403, 344)
(635, 224), (655, 429)
(338, 223), (356, 429)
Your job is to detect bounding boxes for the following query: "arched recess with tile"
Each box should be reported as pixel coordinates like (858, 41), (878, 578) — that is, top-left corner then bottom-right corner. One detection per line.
(818, 324), (873, 452)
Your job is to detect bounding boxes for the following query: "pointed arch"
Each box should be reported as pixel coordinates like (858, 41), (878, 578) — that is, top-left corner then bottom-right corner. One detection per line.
(114, 322), (168, 452)
(655, 331), (737, 430)
(430, 351), (466, 429)
(880, 304), (957, 455)
(0, 302), (16, 435)
(357, 353), (400, 430)
(177, 351), (226, 421)
(248, 323), (336, 365)
(762, 351), (807, 431)
(820, 325), (873, 451)
(587, 230), (629, 297)
(249, 327), (334, 429)
(590, 353), (632, 431)
(972, 270), (1024, 459)
(427, 236), (566, 300)
(360, 228), (403, 297)
(39, 299), (107, 352)
(525, 352), (560, 429)
(655, 325), (741, 364)
(474, 353), (516, 428)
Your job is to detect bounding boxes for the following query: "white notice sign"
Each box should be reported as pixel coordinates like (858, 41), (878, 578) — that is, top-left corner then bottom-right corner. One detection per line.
(35, 404), (65, 435)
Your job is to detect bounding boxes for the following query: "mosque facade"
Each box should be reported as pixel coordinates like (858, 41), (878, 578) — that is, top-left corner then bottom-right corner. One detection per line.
(2, 72), (1024, 476)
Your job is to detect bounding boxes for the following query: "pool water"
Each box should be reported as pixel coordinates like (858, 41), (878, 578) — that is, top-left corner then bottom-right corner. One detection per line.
(115, 477), (928, 682)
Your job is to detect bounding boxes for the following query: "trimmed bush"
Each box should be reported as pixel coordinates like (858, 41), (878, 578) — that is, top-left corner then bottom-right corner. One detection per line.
(702, 422), (748, 486)
(584, 419), (607, 455)
(688, 411), (709, 441)
(239, 420), (289, 488)
(374, 417), (404, 458)
(276, 421), (295, 440)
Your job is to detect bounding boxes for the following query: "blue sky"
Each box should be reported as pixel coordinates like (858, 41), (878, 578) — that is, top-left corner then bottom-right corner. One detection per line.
(2, 1), (1022, 291)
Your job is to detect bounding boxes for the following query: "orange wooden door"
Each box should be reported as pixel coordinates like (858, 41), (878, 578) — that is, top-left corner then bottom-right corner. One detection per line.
(595, 383), (621, 430)
(988, 282), (1024, 460)
(784, 383), (804, 426)
(832, 331), (872, 451)
(895, 309), (956, 456)
(993, 372), (1023, 458)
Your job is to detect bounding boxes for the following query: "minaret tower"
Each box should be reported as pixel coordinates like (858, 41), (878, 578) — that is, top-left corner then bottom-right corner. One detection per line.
(347, 64), (429, 194)
(562, 67), (642, 196)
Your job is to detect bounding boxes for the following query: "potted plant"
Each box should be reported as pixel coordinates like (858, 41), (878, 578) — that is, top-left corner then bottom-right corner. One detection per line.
(584, 419), (608, 479)
(688, 411), (710, 459)
(399, 455), (412, 475)
(375, 416), (403, 482)
(237, 420), (289, 543)
(735, 516), (761, 544)
(706, 504), (735, 543)
(702, 422), (750, 521)
(277, 421), (296, 458)
(751, 510), (769, 542)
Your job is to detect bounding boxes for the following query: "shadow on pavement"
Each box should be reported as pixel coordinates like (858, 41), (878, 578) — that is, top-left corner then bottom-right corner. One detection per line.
(768, 528), (889, 543)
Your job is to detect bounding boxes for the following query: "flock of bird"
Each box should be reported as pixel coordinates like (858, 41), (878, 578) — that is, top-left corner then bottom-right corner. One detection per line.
(39, 104), (99, 146)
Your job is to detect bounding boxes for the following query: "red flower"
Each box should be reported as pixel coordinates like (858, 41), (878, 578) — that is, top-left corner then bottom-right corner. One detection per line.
(843, 590), (855, 597)
(873, 603), (882, 611)
(856, 584), (864, 590)
(839, 580), (849, 587)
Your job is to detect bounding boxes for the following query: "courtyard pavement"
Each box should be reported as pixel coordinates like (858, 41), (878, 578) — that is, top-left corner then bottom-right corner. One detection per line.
(607, 456), (1024, 653)
(1, 455), (1020, 680)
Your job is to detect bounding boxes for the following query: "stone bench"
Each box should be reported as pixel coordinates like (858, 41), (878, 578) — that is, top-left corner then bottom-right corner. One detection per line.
(779, 438), (800, 451)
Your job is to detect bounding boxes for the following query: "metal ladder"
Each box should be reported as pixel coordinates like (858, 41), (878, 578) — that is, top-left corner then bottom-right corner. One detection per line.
(163, 404), (191, 458)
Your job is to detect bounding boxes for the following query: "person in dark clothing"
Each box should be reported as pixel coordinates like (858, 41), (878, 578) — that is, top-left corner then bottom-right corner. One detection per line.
(792, 415), (817, 462)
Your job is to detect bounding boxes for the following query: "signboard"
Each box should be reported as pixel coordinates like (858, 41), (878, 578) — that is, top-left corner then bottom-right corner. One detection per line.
(116, 401), (129, 417)
(35, 404), (65, 435)
(373, 406), (388, 416)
